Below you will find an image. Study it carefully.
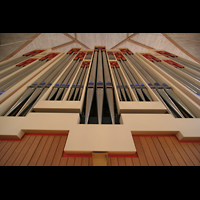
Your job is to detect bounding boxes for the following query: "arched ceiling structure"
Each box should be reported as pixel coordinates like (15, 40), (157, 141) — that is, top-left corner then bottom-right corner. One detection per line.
(1, 33), (200, 64)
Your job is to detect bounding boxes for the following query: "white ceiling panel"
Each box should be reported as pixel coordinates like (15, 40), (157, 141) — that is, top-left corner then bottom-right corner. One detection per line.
(133, 33), (198, 63)
(52, 42), (83, 52)
(12, 33), (73, 58)
(116, 40), (148, 53)
(1, 33), (198, 64)
(77, 33), (127, 49)
(67, 33), (75, 38)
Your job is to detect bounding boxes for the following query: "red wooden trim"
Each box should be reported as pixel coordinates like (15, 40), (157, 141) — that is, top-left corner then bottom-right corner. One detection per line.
(0, 134), (25, 141)
(132, 134), (174, 137)
(62, 152), (92, 157)
(132, 134), (200, 143)
(0, 138), (23, 141)
(25, 133), (69, 136)
(175, 136), (200, 143)
(62, 152), (138, 158)
(0, 133), (68, 141)
(108, 153), (138, 158)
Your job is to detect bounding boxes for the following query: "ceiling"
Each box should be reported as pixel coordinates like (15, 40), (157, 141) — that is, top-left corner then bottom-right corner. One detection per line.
(1, 33), (200, 64)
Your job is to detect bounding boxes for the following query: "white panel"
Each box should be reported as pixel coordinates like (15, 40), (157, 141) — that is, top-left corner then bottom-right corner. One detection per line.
(77, 33), (127, 49)
(12, 33), (73, 57)
(116, 40), (149, 53)
(52, 42), (83, 52)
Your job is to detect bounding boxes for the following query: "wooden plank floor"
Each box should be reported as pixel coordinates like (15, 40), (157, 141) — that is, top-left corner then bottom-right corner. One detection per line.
(0, 135), (200, 166)
(0, 134), (93, 166)
(108, 136), (200, 166)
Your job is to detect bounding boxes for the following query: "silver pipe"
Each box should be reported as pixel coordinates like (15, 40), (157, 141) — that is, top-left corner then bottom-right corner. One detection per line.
(0, 61), (44, 93)
(84, 51), (98, 124)
(0, 55), (30, 71)
(173, 57), (200, 73)
(102, 51), (115, 124)
(156, 62), (200, 94)
(96, 50), (104, 124)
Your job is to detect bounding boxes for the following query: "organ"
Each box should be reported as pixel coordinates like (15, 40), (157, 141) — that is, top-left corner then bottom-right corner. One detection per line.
(0, 46), (199, 162)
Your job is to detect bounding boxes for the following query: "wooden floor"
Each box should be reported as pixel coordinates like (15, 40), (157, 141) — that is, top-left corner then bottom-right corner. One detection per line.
(0, 134), (200, 166)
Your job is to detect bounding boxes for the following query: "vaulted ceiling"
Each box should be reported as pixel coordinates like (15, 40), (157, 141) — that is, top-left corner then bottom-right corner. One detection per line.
(1, 33), (200, 64)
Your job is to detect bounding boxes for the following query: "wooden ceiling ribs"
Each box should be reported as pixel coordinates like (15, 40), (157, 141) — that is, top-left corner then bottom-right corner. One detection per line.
(162, 33), (200, 65)
(1, 33), (41, 62)
(1, 33), (200, 65)
(52, 40), (76, 50)
(63, 33), (89, 49)
(128, 39), (154, 50)
(111, 33), (139, 49)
